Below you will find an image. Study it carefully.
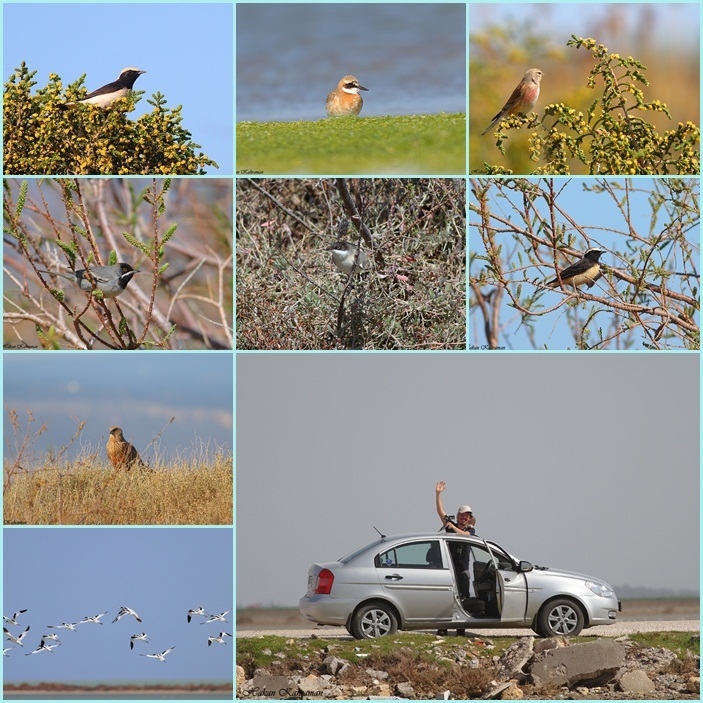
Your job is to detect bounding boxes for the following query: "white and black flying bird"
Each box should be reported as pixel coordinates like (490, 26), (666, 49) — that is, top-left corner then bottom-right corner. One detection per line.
(140, 646), (175, 663)
(546, 248), (604, 290)
(3, 610), (27, 626)
(112, 606), (142, 623)
(62, 67), (146, 109)
(4, 626), (30, 646)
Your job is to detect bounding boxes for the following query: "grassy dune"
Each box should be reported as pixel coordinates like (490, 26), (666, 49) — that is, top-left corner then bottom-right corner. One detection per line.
(4, 455), (233, 525)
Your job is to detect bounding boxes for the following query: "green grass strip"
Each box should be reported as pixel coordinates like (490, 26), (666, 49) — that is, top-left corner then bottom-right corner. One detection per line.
(237, 113), (466, 174)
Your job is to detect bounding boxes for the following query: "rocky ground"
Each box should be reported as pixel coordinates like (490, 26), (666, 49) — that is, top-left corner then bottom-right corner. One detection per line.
(237, 633), (700, 700)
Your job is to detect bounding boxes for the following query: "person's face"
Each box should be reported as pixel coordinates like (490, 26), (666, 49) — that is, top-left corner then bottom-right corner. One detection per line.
(457, 511), (471, 524)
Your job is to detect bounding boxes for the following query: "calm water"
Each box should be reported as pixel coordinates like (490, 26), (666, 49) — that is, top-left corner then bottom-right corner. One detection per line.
(236, 3), (466, 121)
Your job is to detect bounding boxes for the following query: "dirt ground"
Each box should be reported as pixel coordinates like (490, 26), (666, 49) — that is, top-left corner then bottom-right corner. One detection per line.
(237, 598), (699, 630)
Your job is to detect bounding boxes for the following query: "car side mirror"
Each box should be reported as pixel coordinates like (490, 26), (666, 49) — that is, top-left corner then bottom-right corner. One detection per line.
(517, 560), (533, 573)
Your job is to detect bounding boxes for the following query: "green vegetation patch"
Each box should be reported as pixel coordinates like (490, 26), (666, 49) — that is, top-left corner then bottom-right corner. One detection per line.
(236, 113), (466, 174)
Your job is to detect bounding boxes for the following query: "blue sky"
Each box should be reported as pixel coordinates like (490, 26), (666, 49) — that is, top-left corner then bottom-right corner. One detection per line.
(469, 179), (700, 349)
(3, 353), (233, 468)
(3, 3), (233, 174)
(3, 528), (233, 683)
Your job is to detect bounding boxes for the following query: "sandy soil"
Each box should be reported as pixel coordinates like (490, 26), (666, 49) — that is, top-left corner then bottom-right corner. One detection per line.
(237, 598), (699, 630)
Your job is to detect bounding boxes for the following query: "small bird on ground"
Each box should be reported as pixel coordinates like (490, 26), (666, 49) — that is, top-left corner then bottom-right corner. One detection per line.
(107, 428), (147, 471)
(546, 248), (605, 290)
(481, 68), (544, 136)
(37, 263), (139, 299)
(61, 67), (146, 109)
(326, 75), (368, 117)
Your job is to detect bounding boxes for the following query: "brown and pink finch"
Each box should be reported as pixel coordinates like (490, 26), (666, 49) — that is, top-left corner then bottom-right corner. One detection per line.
(481, 68), (544, 136)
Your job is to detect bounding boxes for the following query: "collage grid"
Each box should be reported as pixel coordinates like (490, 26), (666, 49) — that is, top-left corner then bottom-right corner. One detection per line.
(0, 1), (700, 702)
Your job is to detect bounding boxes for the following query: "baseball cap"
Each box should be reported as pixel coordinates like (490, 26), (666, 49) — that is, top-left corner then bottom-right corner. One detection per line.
(457, 505), (472, 514)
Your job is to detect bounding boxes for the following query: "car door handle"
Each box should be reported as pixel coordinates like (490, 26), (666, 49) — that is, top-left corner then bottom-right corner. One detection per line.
(385, 574), (403, 581)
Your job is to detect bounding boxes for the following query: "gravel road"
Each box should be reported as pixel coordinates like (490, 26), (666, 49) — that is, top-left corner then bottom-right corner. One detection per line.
(238, 620), (699, 639)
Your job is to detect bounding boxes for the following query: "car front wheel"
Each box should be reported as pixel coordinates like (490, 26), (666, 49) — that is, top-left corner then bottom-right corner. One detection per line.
(535, 598), (585, 637)
(350, 602), (398, 639)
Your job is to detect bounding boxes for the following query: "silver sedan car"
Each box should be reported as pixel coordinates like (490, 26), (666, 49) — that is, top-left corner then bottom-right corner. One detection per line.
(300, 532), (620, 639)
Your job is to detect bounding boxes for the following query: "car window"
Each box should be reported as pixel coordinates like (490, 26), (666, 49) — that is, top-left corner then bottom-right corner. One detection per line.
(471, 543), (514, 570)
(376, 541), (444, 569)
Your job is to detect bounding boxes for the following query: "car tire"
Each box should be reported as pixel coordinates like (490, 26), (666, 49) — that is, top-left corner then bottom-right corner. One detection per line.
(350, 602), (398, 639)
(535, 598), (585, 637)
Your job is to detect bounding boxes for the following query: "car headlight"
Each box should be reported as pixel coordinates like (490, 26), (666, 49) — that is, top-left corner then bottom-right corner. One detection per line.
(586, 580), (614, 598)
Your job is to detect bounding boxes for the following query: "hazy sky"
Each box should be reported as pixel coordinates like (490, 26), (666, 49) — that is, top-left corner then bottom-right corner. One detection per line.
(236, 353), (699, 607)
(3, 4), (232, 174)
(470, 4), (700, 56)
(3, 528), (232, 683)
(3, 353), (232, 468)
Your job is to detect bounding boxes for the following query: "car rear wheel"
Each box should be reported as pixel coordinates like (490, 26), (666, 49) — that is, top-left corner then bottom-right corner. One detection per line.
(535, 598), (585, 637)
(350, 602), (398, 639)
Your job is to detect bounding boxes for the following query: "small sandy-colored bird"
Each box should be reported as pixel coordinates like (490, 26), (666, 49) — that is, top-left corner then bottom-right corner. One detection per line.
(326, 75), (368, 117)
(106, 427), (146, 471)
(481, 68), (544, 136)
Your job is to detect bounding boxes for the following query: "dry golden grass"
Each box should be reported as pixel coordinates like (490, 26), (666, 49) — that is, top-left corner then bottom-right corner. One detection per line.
(4, 453), (233, 525)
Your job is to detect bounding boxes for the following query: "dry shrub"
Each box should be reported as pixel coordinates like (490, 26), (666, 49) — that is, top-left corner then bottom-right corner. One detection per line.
(236, 178), (466, 349)
(3, 453), (232, 525)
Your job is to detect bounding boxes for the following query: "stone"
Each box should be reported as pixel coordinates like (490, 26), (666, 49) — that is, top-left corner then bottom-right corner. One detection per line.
(236, 665), (247, 691)
(529, 639), (626, 688)
(496, 637), (534, 681)
(395, 681), (415, 697)
(618, 670), (656, 693)
(687, 676), (700, 693)
(298, 674), (330, 698)
(532, 636), (567, 654)
(246, 674), (297, 699)
(322, 655), (350, 676)
(499, 683), (524, 700)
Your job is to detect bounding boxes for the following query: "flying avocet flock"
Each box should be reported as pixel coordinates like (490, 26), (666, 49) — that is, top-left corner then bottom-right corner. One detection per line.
(2, 606), (232, 662)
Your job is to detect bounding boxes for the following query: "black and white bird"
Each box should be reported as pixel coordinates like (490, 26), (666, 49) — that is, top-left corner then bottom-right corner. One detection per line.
(140, 646), (175, 663)
(327, 240), (368, 277)
(62, 67), (146, 109)
(79, 612), (108, 625)
(201, 610), (231, 624)
(207, 632), (232, 646)
(112, 606), (142, 623)
(546, 248), (605, 290)
(3, 647), (12, 656)
(187, 607), (207, 624)
(130, 632), (149, 650)
(47, 622), (79, 632)
(3, 610), (27, 626)
(25, 640), (59, 656)
(41, 633), (61, 644)
(4, 626), (30, 646)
